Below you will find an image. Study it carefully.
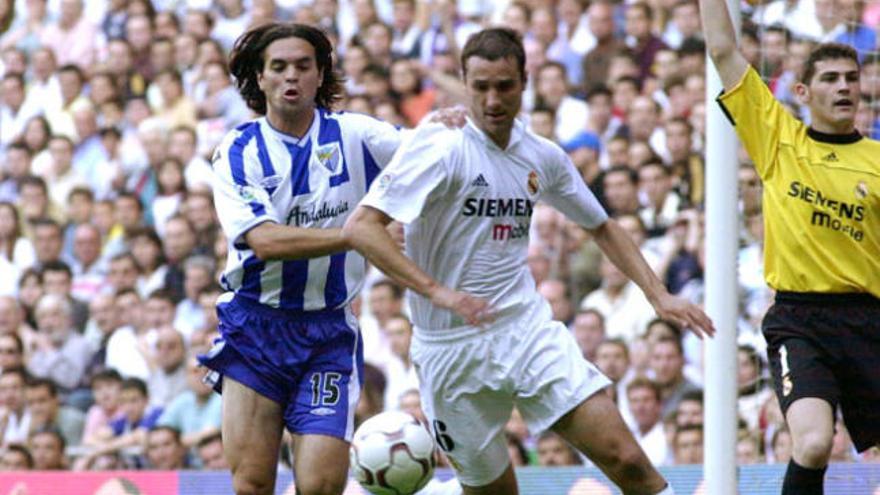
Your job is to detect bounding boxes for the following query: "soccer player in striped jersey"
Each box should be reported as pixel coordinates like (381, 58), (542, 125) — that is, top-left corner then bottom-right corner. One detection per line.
(199, 23), (403, 495)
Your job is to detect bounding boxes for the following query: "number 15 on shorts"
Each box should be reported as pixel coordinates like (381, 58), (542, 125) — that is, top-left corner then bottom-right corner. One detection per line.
(310, 372), (341, 406)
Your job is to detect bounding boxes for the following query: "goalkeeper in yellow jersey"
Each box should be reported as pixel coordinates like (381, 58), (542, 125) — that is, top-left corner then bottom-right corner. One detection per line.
(700, 0), (880, 493)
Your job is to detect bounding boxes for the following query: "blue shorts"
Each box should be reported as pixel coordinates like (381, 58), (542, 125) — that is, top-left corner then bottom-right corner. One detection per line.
(198, 295), (364, 441)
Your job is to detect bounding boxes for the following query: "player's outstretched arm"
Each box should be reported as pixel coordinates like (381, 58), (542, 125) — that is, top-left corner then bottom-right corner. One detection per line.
(343, 205), (492, 326)
(699, 0), (749, 90)
(590, 219), (716, 338)
(244, 222), (349, 261)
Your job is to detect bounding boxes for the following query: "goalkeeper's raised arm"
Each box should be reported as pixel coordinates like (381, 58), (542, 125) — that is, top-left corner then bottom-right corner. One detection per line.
(698, 0), (749, 89)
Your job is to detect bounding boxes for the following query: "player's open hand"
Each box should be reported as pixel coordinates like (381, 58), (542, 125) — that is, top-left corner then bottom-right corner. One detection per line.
(430, 286), (494, 327)
(428, 105), (468, 129)
(652, 292), (715, 339)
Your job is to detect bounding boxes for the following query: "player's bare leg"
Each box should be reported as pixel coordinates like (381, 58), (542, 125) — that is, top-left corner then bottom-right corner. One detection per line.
(553, 391), (668, 495)
(781, 398), (834, 494)
(460, 463), (518, 495)
(786, 398), (834, 467)
(222, 377), (284, 495)
(291, 433), (351, 495)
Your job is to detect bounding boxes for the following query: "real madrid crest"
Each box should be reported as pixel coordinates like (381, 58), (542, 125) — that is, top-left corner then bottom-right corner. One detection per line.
(855, 180), (868, 200)
(527, 171), (539, 195)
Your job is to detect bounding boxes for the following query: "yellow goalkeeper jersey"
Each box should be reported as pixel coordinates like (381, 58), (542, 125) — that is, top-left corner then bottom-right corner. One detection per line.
(717, 66), (880, 297)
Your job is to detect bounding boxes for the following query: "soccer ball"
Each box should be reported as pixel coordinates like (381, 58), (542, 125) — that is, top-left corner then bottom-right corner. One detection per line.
(350, 411), (436, 495)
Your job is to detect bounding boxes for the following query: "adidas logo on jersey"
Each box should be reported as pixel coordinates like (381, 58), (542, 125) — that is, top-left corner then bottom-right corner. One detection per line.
(472, 174), (489, 187)
(822, 151), (839, 162)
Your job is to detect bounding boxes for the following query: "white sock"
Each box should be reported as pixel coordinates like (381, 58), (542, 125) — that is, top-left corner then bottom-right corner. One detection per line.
(415, 478), (463, 495)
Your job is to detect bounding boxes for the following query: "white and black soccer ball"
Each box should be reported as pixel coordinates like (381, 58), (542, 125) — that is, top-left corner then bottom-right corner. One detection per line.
(350, 411), (437, 495)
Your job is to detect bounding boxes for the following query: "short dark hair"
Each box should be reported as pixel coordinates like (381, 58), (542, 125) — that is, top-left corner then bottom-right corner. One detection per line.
(29, 427), (66, 452)
(680, 389), (704, 404)
(461, 27), (526, 83)
(115, 192), (144, 212)
(674, 423), (703, 443)
(614, 75), (642, 92)
(862, 52), (880, 68)
(57, 64), (84, 83)
(146, 287), (176, 305)
(627, 376), (661, 401)
(653, 335), (684, 356)
(372, 279), (403, 300)
(575, 307), (605, 323)
(0, 366), (28, 384)
(665, 116), (693, 133)
(148, 425), (182, 443)
(4, 444), (34, 469)
(26, 377), (59, 398)
(605, 165), (639, 185)
(7, 141), (32, 156)
(537, 60), (568, 80)
(40, 260), (72, 279)
(196, 431), (223, 450)
(598, 337), (629, 359)
(362, 63), (389, 80)
(0, 334), (24, 356)
(646, 318), (682, 340)
(19, 176), (48, 195)
(2, 72), (25, 87)
(627, 2), (653, 20)
(121, 377), (148, 398)
(67, 186), (94, 204)
(229, 22), (344, 114)
(91, 369), (123, 388)
(677, 37), (706, 58)
(801, 43), (860, 84)
(585, 83), (612, 101)
(110, 252), (140, 271)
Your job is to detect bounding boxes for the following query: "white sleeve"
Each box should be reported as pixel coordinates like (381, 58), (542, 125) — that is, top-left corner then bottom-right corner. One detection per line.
(348, 113), (403, 168)
(211, 133), (279, 248)
(360, 123), (453, 224)
(541, 145), (609, 229)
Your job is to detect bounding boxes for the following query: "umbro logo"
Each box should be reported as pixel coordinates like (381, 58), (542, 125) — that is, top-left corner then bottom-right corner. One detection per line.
(822, 151), (839, 162)
(310, 407), (336, 416)
(472, 174), (489, 187)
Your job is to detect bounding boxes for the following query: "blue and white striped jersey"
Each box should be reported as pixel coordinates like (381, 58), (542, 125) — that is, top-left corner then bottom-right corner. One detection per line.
(213, 108), (401, 311)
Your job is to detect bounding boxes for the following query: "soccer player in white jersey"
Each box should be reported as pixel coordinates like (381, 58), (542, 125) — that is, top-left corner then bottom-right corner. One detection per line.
(200, 23), (404, 495)
(344, 28), (715, 495)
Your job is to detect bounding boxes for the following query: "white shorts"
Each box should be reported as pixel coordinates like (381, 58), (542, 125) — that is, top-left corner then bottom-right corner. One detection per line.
(411, 311), (611, 487)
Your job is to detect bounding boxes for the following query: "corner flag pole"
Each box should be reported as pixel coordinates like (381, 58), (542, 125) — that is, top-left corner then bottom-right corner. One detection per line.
(704, 0), (741, 492)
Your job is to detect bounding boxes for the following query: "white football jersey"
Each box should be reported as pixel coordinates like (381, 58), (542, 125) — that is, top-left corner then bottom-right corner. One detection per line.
(361, 118), (608, 331)
(214, 109), (400, 311)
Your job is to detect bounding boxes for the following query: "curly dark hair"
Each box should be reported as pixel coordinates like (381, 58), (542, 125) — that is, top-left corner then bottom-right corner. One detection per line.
(229, 22), (344, 114)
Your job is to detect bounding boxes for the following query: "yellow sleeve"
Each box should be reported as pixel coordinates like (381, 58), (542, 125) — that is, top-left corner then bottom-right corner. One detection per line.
(716, 66), (804, 179)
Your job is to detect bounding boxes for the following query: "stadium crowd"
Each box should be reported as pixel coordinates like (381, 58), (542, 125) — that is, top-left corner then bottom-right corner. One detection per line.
(0, 0), (879, 474)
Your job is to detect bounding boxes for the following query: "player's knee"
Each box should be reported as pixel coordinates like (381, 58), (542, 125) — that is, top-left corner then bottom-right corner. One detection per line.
(296, 472), (347, 495)
(793, 431), (833, 466)
(612, 444), (653, 482)
(232, 473), (275, 495)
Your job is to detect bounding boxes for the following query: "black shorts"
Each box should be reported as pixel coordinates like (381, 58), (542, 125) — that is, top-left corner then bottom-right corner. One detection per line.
(762, 291), (880, 452)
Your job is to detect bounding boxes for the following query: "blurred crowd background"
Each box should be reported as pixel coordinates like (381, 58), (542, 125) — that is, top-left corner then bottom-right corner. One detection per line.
(1, 0), (880, 474)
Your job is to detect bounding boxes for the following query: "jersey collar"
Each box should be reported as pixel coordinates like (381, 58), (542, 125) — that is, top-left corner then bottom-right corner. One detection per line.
(807, 127), (862, 144)
(262, 109), (320, 147)
(465, 116), (525, 151)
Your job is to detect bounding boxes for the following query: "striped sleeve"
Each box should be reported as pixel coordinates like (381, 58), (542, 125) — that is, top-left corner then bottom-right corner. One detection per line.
(212, 123), (279, 248)
(341, 113), (402, 191)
